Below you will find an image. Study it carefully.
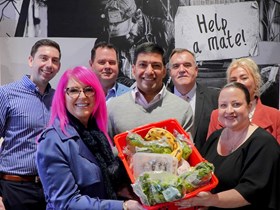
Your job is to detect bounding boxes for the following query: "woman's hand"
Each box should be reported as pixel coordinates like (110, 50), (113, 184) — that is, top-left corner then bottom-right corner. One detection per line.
(175, 191), (213, 209)
(124, 200), (145, 210)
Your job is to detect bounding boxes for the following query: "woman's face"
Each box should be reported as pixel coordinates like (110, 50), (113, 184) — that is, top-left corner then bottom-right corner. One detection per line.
(228, 67), (256, 101)
(218, 87), (250, 131)
(65, 78), (95, 127)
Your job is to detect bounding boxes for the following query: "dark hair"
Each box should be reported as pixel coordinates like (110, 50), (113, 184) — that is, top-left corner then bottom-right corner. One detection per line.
(30, 39), (61, 59)
(90, 41), (119, 62)
(133, 42), (165, 65)
(221, 82), (251, 104)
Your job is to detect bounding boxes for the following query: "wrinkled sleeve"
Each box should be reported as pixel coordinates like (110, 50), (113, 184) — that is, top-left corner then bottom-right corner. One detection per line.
(0, 88), (8, 137)
(36, 130), (123, 210)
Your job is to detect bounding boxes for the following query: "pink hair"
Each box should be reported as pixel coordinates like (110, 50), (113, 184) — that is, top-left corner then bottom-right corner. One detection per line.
(49, 66), (112, 145)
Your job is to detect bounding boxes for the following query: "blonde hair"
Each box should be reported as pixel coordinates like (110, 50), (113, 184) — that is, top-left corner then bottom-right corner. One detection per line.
(226, 57), (263, 97)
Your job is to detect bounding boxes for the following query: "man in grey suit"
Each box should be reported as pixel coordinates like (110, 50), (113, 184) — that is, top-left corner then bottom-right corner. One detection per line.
(168, 48), (219, 152)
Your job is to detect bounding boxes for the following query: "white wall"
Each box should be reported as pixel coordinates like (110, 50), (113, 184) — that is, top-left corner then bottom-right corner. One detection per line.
(0, 37), (96, 88)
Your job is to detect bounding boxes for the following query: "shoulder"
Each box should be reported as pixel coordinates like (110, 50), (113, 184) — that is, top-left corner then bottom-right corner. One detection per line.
(107, 92), (131, 107)
(197, 83), (219, 96)
(257, 100), (280, 114)
(116, 82), (130, 90)
(249, 127), (279, 152)
(164, 91), (191, 106)
(39, 122), (79, 144)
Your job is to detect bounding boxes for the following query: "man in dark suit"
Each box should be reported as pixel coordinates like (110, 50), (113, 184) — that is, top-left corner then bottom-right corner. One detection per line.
(167, 48), (219, 152)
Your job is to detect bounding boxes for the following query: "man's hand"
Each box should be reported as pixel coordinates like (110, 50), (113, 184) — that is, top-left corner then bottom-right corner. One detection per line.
(0, 196), (6, 210)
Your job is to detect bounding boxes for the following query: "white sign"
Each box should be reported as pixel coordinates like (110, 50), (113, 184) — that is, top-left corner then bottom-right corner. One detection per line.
(175, 1), (259, 61)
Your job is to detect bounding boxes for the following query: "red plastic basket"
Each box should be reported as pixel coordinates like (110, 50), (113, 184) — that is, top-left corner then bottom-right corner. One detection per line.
(114, 119), (218, 210)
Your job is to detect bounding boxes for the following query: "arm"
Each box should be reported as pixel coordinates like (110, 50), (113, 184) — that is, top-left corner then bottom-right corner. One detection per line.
(36, 130), (123, 210)
(176, 190), (250, 209)
(0, 88), (8, 138)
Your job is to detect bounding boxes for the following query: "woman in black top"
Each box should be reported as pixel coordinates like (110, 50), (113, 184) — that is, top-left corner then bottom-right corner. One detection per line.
(176, 82), (279, 210)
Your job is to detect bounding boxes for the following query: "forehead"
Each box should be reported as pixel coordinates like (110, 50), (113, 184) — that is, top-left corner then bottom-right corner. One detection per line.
(67, 78), (85, 87)
(35, 46), (60, 56)
(171, 51), (194, 61)
(219, 87), (245, 100)
(229, 67), (252, 77)
(136, 52), (164, 64)
(95, 47), (117, 59)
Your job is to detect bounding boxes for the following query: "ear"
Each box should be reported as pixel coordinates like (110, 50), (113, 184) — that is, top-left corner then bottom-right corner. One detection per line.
(89, 59), (93, 66)
(162, 66), (167, 78)
(28, 55), (33, 68)
(248, 101), (253, 111)
(132, 64), (136, 78)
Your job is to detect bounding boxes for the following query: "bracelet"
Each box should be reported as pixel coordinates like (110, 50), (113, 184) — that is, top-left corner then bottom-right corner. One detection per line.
(123, 201), (128, 210)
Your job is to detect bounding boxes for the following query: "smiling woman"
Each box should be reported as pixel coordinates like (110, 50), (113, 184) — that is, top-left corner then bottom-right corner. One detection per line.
(35, 66), (144, 210)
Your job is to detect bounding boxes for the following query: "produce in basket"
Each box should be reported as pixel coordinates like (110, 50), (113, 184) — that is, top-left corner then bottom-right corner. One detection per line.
(132, 171), (185, 206)
(132, 161), (215, 206)
(126, 127), (192, 161)
(180, 161), (215, 193)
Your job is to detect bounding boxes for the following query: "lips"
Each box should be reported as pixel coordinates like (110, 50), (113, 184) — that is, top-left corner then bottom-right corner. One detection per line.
(224, 115), (236, 120)
(41, 69), (53, 75)
(75, 103), (90, 107)
(142, 77), (155, 81)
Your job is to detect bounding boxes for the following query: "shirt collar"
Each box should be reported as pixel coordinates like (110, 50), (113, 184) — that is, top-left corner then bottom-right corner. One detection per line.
(174, 83), (197, 100)
(106, 83), (118, 101)
(132, 84), (167, 108)
(21, 75), (52, 94)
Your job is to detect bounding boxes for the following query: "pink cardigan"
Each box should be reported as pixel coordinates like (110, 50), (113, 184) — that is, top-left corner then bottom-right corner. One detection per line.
(207, 99), (280, 144)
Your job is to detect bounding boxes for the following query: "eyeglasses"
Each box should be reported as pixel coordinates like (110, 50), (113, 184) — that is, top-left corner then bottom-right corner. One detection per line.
(65, 86), (95, 98)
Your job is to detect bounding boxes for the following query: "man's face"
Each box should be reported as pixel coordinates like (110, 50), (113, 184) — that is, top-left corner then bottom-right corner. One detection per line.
(90, 47), (119, 87)
(132, 52), (166, 98)
(28, 46), (60, 87)
(169, 51), (198, 92)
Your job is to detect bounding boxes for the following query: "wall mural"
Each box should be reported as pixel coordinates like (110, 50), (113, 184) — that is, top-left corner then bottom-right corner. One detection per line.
(0, 0), (279, 108)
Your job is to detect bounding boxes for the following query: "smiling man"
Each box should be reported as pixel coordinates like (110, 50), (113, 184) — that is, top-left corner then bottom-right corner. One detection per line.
(0, 39), (61, 209)
(107, 42), (193, 140)
(89, 42), (130, 102)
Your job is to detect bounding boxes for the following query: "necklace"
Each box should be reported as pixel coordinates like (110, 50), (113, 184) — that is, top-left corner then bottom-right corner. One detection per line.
(220, 127), (249, 154)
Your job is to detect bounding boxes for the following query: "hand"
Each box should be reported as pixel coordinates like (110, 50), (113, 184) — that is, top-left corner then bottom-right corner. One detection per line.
(175, 191), (212, 209)
(0, 197), (6, 210)
(124, 200), (145, 210)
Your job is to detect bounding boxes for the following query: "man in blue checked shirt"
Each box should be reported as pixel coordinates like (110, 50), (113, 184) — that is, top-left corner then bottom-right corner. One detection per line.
(0, 39), (61, 210)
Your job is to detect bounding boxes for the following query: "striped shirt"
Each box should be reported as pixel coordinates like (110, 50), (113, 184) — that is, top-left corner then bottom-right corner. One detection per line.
(0, 75), (54, 175)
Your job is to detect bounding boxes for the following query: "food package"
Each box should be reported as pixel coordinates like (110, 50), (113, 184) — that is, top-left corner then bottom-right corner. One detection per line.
(131, 153), (178, 178)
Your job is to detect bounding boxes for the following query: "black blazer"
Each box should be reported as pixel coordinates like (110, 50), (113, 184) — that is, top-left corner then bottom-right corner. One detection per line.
(168, 82), (219, 152)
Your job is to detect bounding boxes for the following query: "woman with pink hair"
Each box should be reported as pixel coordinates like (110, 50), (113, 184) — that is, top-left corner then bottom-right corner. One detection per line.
(36, 66), (143, 210)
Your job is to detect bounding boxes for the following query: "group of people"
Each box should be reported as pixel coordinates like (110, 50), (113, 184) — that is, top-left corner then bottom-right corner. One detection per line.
(0, 38), (279, 210)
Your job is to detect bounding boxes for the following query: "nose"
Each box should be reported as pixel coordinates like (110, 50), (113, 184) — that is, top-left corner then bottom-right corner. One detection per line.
(145, 64), (154, 74)
(225, 105), (234, 113)
(78, 90), (87, 98)
(104, 61), (110, 68)
(178, 64), (186, 73)
(45, 59), (54, 68)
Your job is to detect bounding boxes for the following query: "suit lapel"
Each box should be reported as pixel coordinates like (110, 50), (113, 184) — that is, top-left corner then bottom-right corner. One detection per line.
(194, 84), (204, 137)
